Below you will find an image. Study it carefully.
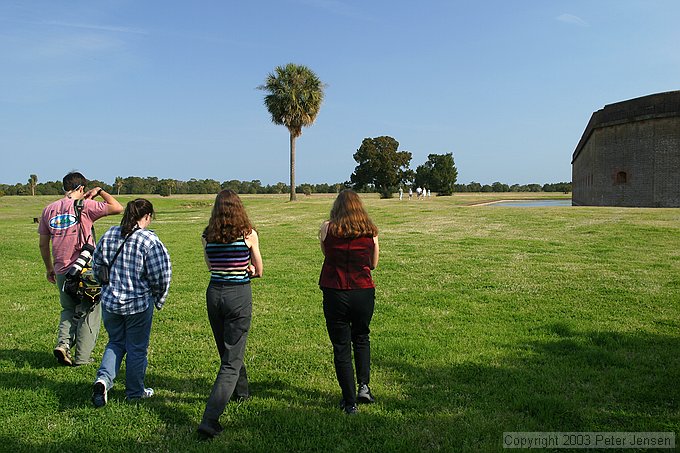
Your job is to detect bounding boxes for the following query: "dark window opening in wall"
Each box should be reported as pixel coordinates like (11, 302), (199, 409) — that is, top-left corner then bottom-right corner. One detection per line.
(616, 171), (627, 184)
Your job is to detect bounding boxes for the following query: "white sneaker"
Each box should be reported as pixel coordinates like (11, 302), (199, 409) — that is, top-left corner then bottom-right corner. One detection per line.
(92, 379), (107, 408)
(142, 387), (154, 399)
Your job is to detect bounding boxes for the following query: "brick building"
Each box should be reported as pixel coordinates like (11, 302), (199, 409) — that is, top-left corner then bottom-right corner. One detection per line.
(571, 91), (680, 207)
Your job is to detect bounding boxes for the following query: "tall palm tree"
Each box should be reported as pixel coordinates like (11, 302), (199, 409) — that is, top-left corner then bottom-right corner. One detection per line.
(258, 63), (325, 201)
(164, 179), (176, 196)
(28, 174), (38, 196)
(115, 176), (123, 195)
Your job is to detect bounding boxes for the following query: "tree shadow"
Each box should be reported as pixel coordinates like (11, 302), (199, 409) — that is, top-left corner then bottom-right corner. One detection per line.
(0, 348), (59, 370)
(376, 324), (680, 433)
(1, 326), (678, 452)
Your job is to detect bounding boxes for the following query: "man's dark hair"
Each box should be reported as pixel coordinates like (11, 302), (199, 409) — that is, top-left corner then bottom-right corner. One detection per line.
(63, 172), (87, 192)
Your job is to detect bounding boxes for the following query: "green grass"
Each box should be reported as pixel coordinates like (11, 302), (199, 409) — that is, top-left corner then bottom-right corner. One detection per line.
(0, 193), (678, 452)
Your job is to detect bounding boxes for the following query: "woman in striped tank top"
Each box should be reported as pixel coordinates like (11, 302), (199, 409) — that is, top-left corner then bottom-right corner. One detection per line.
(197, 190), (263, 439)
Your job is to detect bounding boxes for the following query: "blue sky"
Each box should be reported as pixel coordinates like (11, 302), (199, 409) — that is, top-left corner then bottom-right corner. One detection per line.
(1, 1), (678, 186)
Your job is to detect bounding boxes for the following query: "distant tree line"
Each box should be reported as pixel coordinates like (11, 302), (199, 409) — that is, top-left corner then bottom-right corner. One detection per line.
(454, 181), (571, 193)
(0, 175), (570, 197)
(0, 176), (351, 197)
(0, 134), (569, 197)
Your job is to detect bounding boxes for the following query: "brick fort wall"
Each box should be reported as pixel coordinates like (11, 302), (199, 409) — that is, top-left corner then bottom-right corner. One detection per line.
(571, 91), (680, 207)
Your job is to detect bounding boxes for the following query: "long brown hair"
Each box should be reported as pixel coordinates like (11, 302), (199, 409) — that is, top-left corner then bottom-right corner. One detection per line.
(328, 189), (378, 238)
(203, 189), (253, 243)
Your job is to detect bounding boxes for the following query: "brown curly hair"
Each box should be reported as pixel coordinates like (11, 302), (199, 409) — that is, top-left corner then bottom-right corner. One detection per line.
(328, 189), (378, 238)
(203, 190), (254, 243)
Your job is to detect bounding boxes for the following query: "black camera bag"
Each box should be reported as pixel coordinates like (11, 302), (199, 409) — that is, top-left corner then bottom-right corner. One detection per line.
(96, 229), (137, 285)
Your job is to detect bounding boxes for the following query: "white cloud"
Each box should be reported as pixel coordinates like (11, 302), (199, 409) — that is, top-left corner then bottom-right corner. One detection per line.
(30, 34), (125, 59)
(557, 13), (589, 27)
(39, 20), (148, 35)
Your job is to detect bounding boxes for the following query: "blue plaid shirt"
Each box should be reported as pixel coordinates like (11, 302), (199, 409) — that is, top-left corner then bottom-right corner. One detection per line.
(93, 225), (172, 315)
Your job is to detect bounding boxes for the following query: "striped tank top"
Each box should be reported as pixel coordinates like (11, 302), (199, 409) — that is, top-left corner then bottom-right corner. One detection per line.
(205, 238), (251, 284)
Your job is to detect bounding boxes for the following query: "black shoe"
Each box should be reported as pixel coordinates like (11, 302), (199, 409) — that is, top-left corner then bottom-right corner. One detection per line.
(343, 404), (358, 415)
(357, 383), (375, 404)
(92, 380), (107, 408)
(339, 399), (358, 415)
(231, 393), (250, 402)
(197, 421), (223, 440)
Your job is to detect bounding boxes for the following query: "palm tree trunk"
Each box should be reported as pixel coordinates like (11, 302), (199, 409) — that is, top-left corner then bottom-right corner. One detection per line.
(289, 133), (297, 201)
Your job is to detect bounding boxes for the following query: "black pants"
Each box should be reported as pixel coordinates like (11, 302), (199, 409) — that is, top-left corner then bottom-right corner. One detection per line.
(200, 282), (251, 429)
(322, 287), (375, 405)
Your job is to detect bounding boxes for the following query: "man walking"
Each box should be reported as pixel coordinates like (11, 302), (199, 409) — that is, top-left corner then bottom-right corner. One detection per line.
(39, 172), (123, 366)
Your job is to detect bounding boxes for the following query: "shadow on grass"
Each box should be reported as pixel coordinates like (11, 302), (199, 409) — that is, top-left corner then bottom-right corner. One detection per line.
(376, 324), (680, 433)
(1, 326), (679, 452)
(0, 348), (59, 369)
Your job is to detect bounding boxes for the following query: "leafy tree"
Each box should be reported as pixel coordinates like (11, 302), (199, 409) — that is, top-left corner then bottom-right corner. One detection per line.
(414, 165), (431, 192)
(251, 180), (263, 193)
(87, 179), (113, 194)
(271, 182), (288, 194)
(123, 176), (150, 194)
(543, 182), (572, 193)
(185, 178), (220, 194)
(159, 179), (176, 197)
(221, 180), (241, 192)
(259, 63), (325, 201)
(415, 153), (458, 196)
(28, 174), (37, 196)
(36, 181), (62, 195)
(491, 181), (510, 192)
(298, 183), (313, 196)
(466, 181), (482, 192)
(114, 176), (124, 195)
(350, 136), (412, 198)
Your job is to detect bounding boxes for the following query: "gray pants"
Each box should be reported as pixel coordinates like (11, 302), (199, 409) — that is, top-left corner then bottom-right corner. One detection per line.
(56, 273), (102, 365)
(200, 282), (252, 430)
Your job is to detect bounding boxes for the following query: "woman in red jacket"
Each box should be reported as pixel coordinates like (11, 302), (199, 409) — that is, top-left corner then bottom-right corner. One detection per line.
(319, 190), (380, 415)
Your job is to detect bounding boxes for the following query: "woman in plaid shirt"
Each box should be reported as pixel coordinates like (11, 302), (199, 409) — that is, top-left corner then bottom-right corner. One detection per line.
(90, 198), (172, 407)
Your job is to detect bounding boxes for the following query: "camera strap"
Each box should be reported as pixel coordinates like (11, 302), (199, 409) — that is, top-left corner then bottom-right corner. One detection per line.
(74, 199), (96, 246)
(109, 228), (138, 269)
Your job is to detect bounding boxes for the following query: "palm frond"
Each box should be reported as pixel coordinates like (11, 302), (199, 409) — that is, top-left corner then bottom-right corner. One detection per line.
(258, 63), (325, 130)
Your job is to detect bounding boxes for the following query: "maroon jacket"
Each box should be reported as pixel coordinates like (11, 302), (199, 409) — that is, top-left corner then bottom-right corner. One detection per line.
(319, 234), (375, 290)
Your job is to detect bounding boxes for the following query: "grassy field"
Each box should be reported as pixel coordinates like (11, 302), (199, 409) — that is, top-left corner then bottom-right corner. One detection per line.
(0, 192), (678, 452)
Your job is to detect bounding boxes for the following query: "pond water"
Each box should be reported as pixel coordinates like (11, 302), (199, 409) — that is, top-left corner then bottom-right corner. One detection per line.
(488, 199), (572, 207)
